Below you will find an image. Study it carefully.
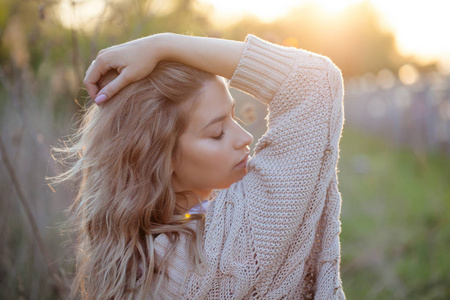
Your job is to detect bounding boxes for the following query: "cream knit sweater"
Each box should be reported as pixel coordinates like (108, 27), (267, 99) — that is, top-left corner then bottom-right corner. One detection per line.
(154, 35), (345, 299)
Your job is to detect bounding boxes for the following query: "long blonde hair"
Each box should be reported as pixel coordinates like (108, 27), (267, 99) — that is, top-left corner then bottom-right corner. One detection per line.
(53, 61), (215, 299)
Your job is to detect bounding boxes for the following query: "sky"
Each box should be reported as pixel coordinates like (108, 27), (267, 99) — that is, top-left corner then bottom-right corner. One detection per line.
(197, 0), (450, 72)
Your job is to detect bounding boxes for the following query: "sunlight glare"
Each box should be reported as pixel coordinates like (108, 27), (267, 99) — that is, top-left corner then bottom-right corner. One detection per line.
(371, 0), (450, 69)
(198, 0), (363, 23)
(201, 0), (450, 71)
(58, 0), (450, 71)
(59, 0), (106, 30)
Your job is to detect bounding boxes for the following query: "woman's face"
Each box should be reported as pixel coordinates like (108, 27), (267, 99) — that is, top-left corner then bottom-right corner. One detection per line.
(171, 77), (253, 201)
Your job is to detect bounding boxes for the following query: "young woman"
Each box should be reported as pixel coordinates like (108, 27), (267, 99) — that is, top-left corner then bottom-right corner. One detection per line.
(62, 33), (345, 299)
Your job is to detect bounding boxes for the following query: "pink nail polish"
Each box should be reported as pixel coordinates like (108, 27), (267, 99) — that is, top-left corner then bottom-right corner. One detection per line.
(95, 94), (107, 103)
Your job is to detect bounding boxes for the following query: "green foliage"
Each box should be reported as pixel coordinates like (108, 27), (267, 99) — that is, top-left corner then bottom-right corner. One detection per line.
(338, 127), (450, 299)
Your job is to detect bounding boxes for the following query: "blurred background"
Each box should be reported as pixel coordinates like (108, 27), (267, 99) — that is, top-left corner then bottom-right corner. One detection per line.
(1, 0), (449, 299)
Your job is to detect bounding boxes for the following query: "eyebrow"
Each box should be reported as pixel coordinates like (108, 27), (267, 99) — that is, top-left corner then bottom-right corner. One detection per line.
(201, 99), (236, 132)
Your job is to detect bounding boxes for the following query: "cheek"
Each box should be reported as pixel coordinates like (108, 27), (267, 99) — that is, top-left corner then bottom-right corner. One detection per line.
(176, 138), (245, 189)
(185, 141), (230, 171)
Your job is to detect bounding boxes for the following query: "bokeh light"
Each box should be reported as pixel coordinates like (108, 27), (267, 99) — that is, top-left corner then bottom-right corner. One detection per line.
(398, 64), (420, 85)
(376, 69), (396, 90)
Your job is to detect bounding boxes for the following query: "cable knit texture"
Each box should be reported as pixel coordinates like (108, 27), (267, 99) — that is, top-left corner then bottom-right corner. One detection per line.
(154, 34), (345, 299)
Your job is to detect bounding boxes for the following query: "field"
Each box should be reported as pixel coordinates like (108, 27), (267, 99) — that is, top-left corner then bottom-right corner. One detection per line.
(338, 127), (450, 299)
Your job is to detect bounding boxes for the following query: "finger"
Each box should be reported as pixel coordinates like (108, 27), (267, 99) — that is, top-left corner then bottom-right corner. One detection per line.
(83, 72), (102, 100)
(83, 57), (114, 100)
(85, 82), (100, 101)
(95, 71), (132, 104)
(85, 59), (95, 75)
(84, 61), (99, 99)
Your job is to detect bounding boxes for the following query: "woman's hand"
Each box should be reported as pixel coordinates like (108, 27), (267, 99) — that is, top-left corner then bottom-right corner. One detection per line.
(84, 35), (161, 103)
(84, 33), (245, 104)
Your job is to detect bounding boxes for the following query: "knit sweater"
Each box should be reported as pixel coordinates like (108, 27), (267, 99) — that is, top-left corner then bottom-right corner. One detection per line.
(154, 34), (345, 299)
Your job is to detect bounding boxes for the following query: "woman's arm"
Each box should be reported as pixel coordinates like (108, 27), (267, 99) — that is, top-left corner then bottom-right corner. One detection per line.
(189, 35), (345, 298)
(84, 33), (244, 103)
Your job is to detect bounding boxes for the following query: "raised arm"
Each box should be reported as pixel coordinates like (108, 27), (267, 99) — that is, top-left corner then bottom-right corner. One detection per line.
(84, 33), (244, 103)
(180, 35), (345, 298)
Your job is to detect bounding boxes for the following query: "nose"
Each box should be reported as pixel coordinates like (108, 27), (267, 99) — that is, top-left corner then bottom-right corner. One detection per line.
(234, 123), (254, 150)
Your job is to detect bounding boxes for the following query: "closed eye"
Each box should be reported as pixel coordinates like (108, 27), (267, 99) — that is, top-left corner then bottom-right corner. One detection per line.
(212, 130), (225, 140)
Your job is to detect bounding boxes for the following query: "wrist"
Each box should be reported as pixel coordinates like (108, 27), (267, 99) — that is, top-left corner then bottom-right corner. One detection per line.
(150, 32), (178, 62)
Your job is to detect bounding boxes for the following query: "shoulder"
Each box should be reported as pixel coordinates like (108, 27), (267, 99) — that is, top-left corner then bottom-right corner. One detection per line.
(153, 221), (198, 258)
(153, 222), (200, 297)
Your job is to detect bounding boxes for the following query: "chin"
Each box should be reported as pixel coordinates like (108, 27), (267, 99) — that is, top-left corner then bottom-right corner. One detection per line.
(232, 172), (247, 184)
(216, 172), (247, 189)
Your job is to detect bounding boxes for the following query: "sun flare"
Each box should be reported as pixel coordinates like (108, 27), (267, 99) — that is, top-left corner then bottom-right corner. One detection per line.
(200, 0), (450, 70)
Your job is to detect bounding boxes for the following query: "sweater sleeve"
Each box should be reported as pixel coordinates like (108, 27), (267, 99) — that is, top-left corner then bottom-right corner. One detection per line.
(179, 35), (345, 299)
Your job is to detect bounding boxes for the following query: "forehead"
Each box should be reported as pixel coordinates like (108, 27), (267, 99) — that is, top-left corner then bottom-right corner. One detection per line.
(185, 78), (234, 133)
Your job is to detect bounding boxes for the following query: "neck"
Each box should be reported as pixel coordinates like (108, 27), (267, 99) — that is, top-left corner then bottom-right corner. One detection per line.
(174, 189), (211, 212)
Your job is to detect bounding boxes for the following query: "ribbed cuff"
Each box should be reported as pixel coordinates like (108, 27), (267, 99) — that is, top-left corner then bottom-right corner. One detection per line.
(229, 35), (298, 104)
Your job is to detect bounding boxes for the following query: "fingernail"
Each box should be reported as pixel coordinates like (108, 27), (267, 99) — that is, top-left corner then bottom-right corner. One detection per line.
(95, 94), (107, 103)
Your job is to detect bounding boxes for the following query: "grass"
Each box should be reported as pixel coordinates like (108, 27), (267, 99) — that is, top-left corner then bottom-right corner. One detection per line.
(338, 126), (450, 300)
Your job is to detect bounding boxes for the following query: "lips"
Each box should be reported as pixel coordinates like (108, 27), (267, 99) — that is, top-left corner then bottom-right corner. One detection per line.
(235, 153), (250, 168)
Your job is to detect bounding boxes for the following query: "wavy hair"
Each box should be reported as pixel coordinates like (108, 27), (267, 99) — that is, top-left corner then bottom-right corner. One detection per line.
(52, 61), (216, 299)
